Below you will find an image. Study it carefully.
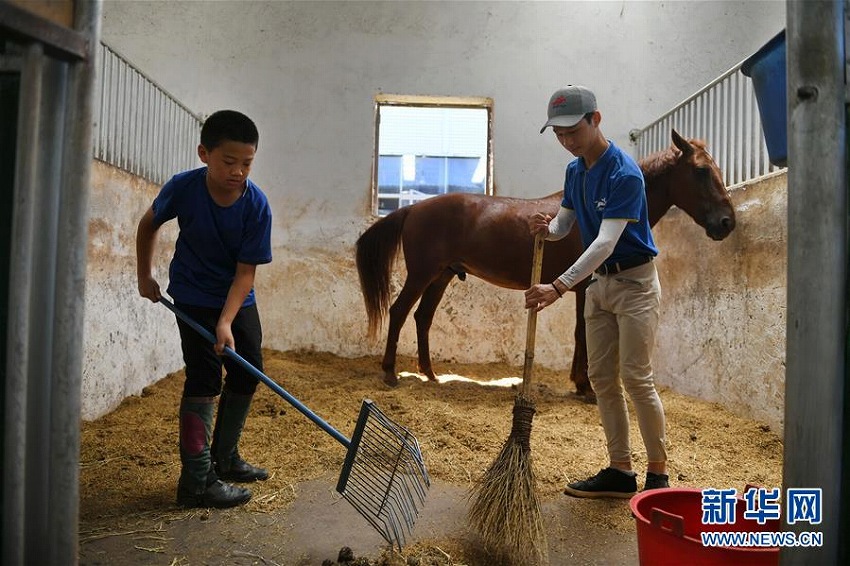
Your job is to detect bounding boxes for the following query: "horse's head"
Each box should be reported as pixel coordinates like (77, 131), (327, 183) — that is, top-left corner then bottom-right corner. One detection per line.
(655, 129), (736, 241)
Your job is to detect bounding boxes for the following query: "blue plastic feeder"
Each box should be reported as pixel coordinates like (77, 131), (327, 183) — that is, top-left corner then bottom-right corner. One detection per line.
(741, 30), (787, 167)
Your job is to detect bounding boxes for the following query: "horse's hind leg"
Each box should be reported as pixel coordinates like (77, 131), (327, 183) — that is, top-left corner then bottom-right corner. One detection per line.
(413, 271), (455, 381)
(382, 278), (429, 387)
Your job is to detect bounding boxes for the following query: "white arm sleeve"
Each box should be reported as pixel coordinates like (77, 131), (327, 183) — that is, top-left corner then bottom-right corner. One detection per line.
(557, 218), (629, 289)
(546, 206), (576, 241)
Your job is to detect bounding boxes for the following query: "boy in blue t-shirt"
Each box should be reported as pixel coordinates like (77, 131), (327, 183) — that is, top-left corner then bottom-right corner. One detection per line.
(136, 110), (273, 508)
(526, 86), (669, 498)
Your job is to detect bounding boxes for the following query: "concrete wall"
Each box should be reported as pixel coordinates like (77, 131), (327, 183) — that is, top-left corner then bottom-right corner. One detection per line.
(83, 161), (182, 420)
(653, 174), (787, 430)
(83, 1), (788, 419)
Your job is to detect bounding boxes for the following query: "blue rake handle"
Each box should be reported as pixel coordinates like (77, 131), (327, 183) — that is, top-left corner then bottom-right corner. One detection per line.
(159, 297), (351, 448)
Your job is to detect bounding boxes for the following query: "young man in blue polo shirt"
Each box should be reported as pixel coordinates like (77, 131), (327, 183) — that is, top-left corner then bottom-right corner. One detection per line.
(526, 85), (669, 497)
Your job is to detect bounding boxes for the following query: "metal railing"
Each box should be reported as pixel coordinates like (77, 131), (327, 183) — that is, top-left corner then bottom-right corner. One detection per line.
(92, 42), (203, 185)
(633, 61), (784, 188)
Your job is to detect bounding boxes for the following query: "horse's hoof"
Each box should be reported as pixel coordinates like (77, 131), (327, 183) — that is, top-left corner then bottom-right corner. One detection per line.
(417, 365), (438, 382)
(383, 374), (399, 387)
(583, 392), (597, 405)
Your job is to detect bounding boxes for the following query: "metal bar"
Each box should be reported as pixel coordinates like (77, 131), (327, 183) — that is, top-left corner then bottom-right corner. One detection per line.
(24, 53), (66, 566)
(783, 2), (847, 564)
(165, 99), (174, 181)
(337, 400), (372, 494)
(3, 41), (43, 566)
(47, 3), (101, 561)
(130, 66), (140, 176)
(107, 50), (118, 166)
(140, 75), (149, 179)
(119, 58), (128, 171)
(742, 79), (752, 182)
(153, 90), (163, 183)
(92, 45), (101, 161)
(732, 73), (742, 185)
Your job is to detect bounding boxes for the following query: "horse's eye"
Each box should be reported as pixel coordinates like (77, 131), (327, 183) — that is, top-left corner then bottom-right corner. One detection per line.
(695, 166), (710, 178)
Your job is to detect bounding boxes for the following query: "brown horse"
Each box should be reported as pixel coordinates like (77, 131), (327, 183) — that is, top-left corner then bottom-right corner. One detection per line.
(356, 129), (736, 395)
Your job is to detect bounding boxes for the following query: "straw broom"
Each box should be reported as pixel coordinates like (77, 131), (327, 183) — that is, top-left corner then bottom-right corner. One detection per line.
(467, 233), (548, 565)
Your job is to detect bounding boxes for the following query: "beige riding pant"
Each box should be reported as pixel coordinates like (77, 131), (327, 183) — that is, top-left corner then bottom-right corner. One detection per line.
(584, 260), (667, 464)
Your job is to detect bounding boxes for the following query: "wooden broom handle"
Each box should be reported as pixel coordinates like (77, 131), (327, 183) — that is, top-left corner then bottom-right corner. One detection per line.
(521, 234), (545, 394)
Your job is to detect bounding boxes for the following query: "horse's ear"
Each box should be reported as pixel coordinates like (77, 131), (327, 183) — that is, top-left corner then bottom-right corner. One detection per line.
(671, 129), (694, 157)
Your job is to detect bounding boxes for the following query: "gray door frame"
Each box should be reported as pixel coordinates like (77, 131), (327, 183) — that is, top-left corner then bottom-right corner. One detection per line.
(0, 2), (101, 564)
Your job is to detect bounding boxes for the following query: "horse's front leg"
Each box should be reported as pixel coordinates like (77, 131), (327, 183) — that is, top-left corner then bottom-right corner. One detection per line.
(570, 287), (596, 403)
(383, 279), (428, 387)
(413, 271), (455, 381)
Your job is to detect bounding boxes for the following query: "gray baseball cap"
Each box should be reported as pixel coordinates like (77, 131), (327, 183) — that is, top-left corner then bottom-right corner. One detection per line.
(540, 85), (597, 133)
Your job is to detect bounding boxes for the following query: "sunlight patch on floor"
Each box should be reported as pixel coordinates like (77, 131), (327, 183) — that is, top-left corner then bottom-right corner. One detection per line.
(398, 371), (521, 388)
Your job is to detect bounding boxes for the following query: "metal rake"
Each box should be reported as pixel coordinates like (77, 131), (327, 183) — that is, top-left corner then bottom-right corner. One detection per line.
(159, 297), (430, 550)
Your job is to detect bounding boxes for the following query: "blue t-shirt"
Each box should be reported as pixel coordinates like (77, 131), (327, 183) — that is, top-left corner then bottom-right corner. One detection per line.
(152, 167), (273, 308)
(561, 141), (658, 263)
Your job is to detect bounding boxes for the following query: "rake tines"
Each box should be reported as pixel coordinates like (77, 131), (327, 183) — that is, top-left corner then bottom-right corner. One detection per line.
(336, 400), (430, 551)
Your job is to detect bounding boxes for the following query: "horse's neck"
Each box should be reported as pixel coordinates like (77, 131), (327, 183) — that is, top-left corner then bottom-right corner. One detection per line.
(644, 170), (674, 227)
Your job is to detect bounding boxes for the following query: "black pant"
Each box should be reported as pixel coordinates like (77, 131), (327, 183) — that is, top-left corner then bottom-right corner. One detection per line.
(174, 302), (263, 397)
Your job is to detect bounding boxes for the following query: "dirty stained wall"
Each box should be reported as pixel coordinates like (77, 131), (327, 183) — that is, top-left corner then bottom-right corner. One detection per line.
(653, 174), (787, 431)
(83, 161), (181, 420)
(83, 1), (788, 420)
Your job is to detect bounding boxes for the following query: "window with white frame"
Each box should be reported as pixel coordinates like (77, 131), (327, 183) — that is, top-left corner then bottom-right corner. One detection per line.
(372, 95), (493, 216)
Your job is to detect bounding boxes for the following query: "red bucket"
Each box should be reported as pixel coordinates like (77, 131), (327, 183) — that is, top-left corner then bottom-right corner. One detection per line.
(630, 487), (780, 566)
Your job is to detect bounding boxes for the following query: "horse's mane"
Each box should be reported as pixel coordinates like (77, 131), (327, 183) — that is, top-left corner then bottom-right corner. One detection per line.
(639, 138), (709, 178)
(640, 147), (678, 177)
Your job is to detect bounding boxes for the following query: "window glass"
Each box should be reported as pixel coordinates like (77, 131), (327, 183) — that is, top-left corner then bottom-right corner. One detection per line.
(373, 98), (492, 216)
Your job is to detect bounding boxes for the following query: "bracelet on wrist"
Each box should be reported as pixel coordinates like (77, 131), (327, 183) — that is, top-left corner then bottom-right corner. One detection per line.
(551, 283), (563, 298)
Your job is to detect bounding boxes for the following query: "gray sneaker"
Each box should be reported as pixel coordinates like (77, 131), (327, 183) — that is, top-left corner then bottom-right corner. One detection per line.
(563, 467), (637, 499)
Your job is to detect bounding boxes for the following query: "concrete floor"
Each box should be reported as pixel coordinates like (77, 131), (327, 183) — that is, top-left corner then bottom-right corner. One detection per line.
(79, 474), (641, 565)
(261, 476), (639, 565)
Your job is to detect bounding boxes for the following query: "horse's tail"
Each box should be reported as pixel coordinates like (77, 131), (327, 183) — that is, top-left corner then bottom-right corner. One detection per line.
(355, 207), (409, 339)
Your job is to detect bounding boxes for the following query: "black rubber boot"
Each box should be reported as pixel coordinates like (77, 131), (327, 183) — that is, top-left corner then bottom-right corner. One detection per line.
(212, 389), (269, 482)
(176, 396), (252, 508)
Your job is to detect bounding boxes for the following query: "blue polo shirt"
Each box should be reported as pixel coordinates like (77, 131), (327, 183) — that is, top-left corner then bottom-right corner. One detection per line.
(561, 141), (657, 263)
(152, 167), (273, 308)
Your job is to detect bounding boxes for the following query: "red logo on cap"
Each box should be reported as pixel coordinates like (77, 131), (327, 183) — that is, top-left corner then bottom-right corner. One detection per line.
(552, 95), (567, 107)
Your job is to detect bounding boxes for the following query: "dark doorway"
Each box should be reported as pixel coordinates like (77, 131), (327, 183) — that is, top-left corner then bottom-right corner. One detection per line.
(0, 70), (19, 559)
